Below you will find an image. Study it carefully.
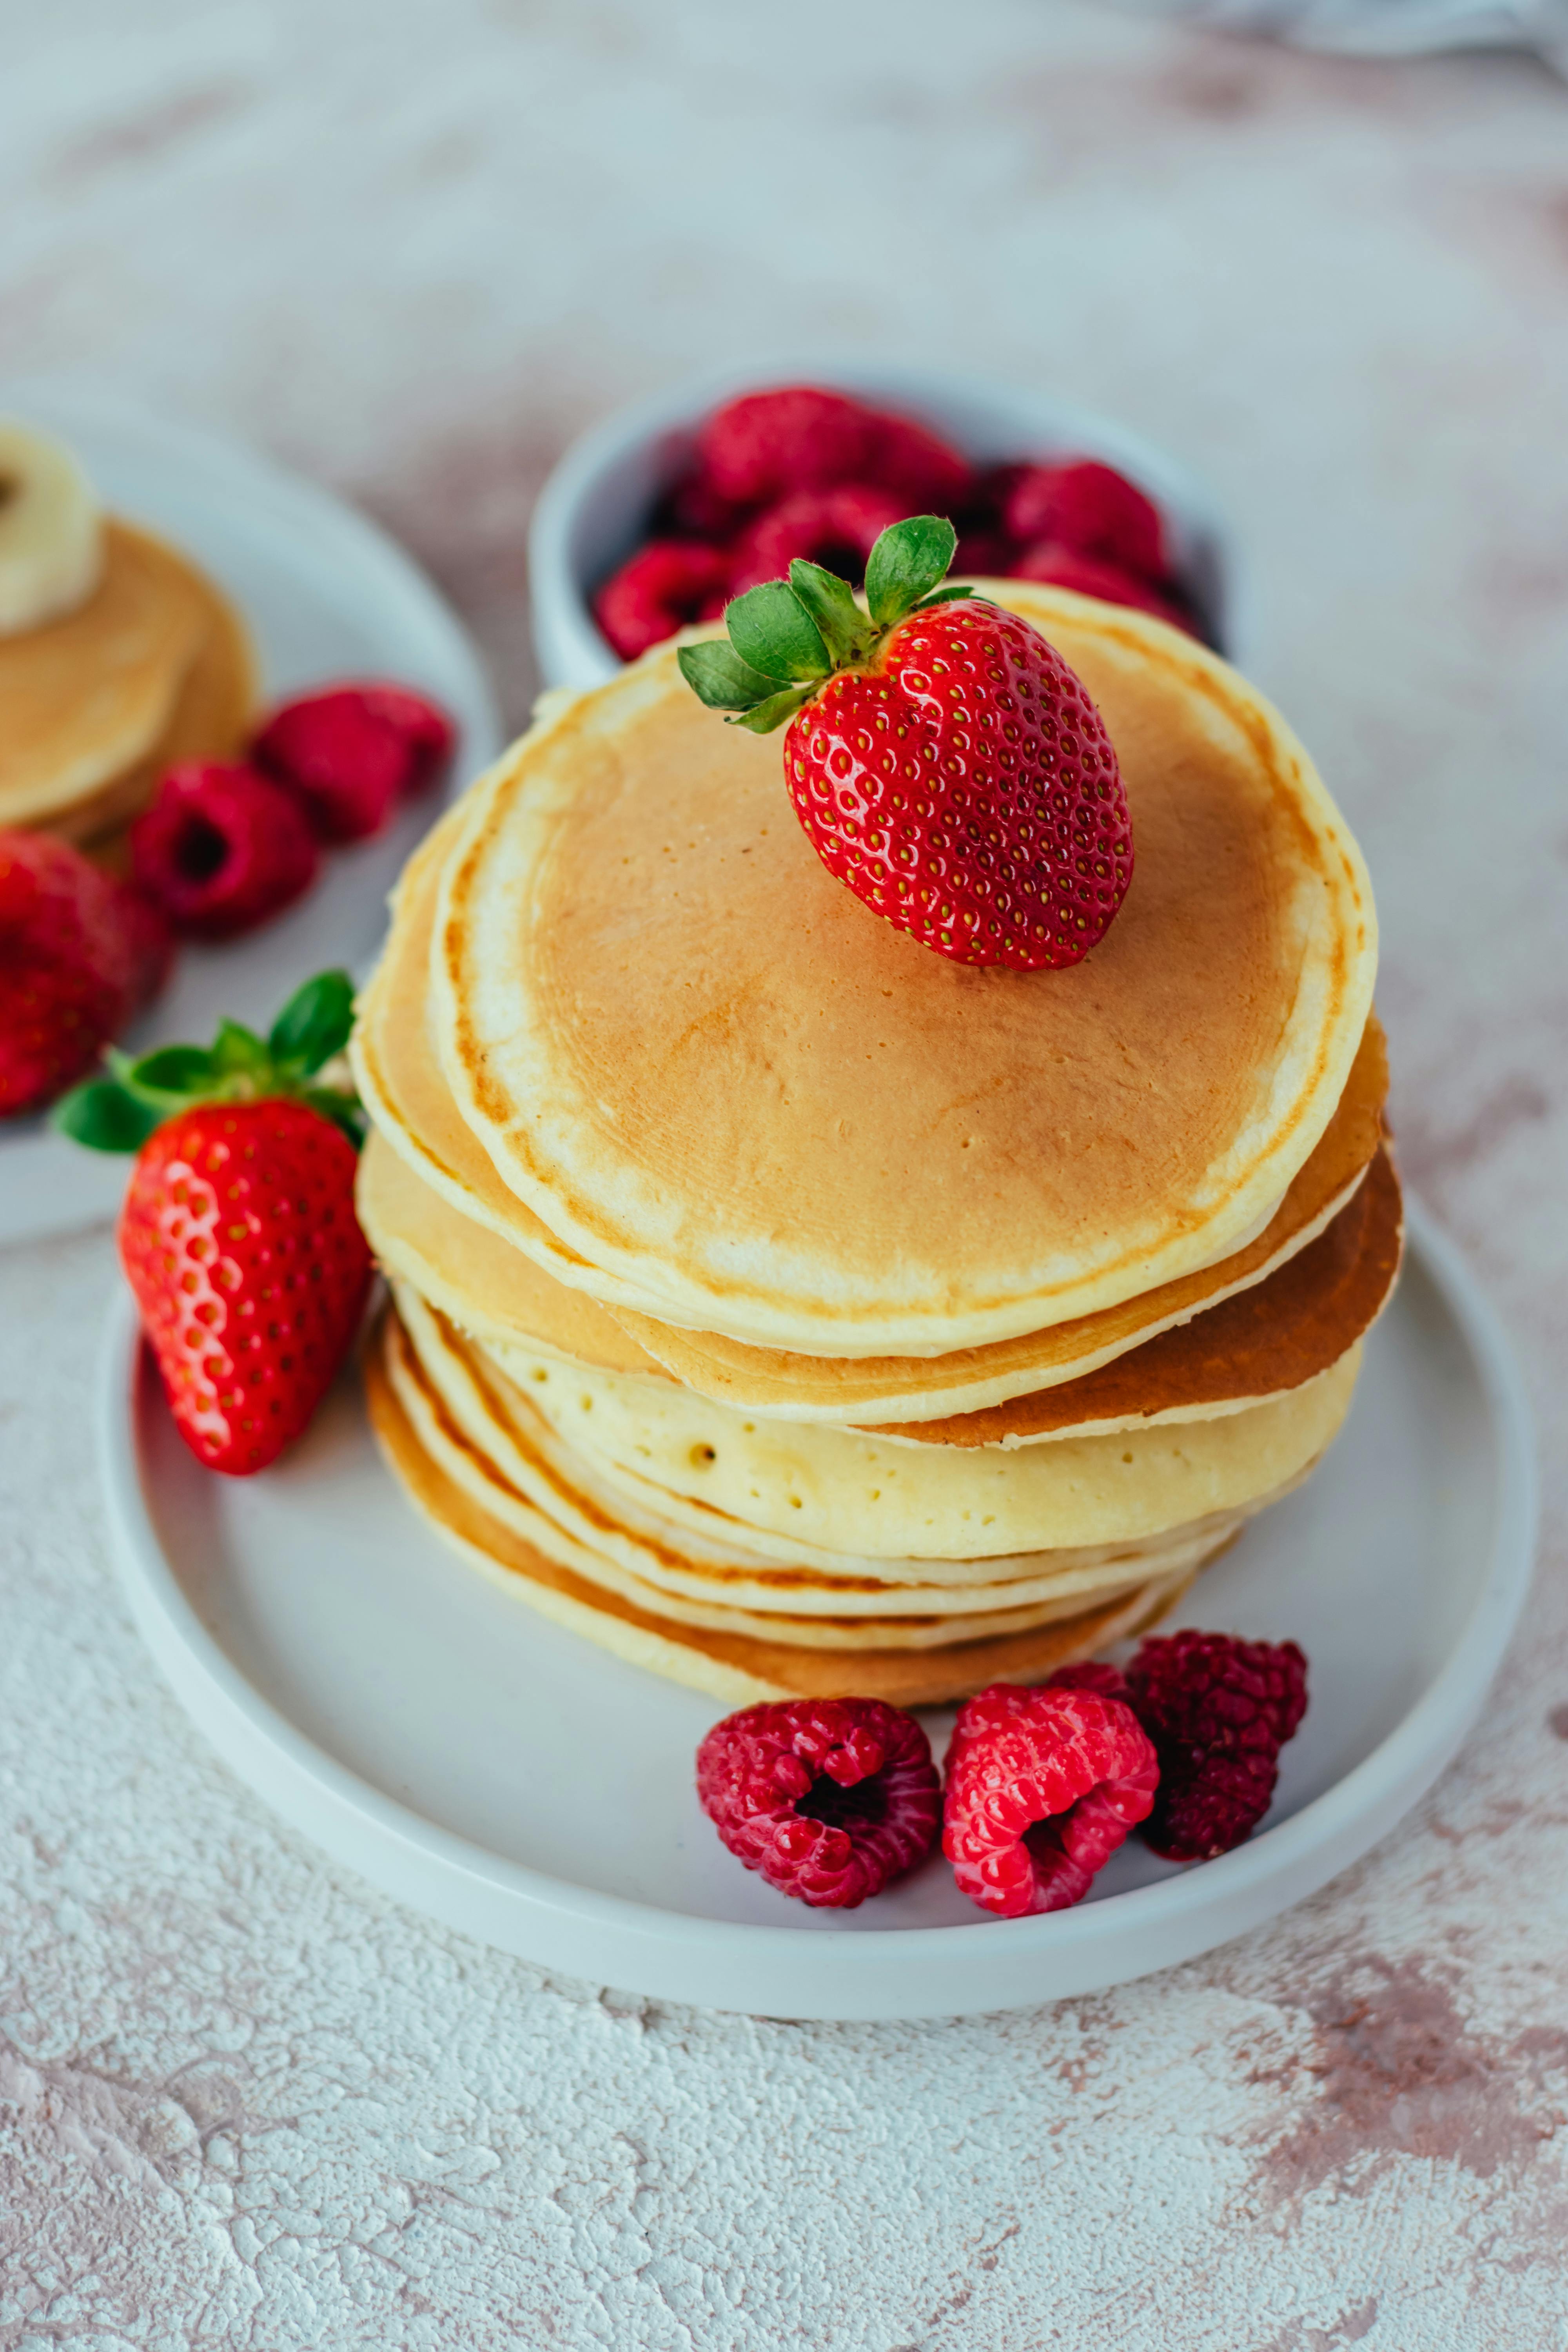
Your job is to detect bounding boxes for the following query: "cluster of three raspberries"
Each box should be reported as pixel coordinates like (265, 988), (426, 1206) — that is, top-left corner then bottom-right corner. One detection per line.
(698, 1631), (1309, 1914)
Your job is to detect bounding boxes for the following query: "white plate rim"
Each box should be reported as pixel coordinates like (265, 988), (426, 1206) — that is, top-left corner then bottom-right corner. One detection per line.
(96, 1197), (1537, 2019)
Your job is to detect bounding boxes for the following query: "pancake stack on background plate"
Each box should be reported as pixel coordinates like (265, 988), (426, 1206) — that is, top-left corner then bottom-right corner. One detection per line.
(352, 583), (1401, 1707)
(0, 421), (256, 859)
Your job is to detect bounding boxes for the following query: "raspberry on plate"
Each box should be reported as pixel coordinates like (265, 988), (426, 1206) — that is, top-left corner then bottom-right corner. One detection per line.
(0, 831), (171, 1116)
(943, 1682), (1159, 1918)
(1003, 459), (1166, 583)
(252, 682), (455, 843)
(131, 761), (319, 939)
(697, 1696), (941, 1908)
(593, 541), (731, 661)
(1126, 1630), (1309, 1861)
(1013, 544), (1195, 635)
(728, 485), (908, 596)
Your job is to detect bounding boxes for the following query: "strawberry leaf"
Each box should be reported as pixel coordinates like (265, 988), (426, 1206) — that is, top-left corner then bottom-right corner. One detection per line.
(865, 515), (958, 628)
(787, 561), (875, 667)
(212, 1018), (270, 1078)
(269, 969), (356, 1075)
(122, 1044), (220, 1103)
(725, 583), (831, 684)
(51, 1078), (163, 1153)
(727, 686), (813, 735)
(677, 641), (780, 712)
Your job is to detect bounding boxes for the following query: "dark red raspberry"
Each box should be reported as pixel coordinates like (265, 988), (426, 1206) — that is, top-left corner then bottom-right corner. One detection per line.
(1126, 1631), (1308, 1861)
(659, 465), (751, 543)
(943, 1684), (1159, 1918)
(697, 387), (877, 506)
(729, 484), (908, 595)
(1014, 544), (1196, 635)
(952, 529), (1014, 578)
(131, 762), (319, 939)
(1004, 459), (1166, 581)
(862, 412), (973, 511)
(252, 682), (455, 844)
(1045, 1659), (1131, 1704)
(0, 832), (171, 1115)
(697, 1697), (940, 1908)
(593, 540), (731, 661)
(964, 461), (1032, 529)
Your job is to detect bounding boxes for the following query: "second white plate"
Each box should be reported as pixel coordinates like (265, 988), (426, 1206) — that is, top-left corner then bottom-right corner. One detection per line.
(0, 385), (503, 1245)
(98, 1202), (1535, 2020)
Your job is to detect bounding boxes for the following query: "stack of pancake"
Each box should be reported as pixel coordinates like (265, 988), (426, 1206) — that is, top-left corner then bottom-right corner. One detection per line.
(1, 454), (256, 857)
(353, 583), (1399, 1708)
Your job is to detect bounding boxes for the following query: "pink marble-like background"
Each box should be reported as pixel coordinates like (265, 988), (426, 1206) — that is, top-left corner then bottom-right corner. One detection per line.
(3, 2), (1568, 2345)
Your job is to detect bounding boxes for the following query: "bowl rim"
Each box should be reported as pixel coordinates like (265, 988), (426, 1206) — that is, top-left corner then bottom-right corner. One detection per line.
(528, 356), (1244, 690)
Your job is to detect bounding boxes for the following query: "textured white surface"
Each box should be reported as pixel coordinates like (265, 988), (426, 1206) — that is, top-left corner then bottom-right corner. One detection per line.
(4, 2), (1568, 2343)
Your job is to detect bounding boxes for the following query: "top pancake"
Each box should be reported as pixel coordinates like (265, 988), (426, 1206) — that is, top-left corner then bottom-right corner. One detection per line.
(432, 584), (1377, 1355)
(0, 520), (221, 825)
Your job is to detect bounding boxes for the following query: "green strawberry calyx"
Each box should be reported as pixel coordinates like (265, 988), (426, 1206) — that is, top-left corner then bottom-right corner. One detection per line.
(676, 514), (981, 735)
(51, 969), (365, 1154)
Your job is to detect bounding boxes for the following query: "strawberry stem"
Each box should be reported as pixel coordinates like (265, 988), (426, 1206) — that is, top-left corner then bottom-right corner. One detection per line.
(677, 514), (978, 736)
(52, 969), (364, 1153)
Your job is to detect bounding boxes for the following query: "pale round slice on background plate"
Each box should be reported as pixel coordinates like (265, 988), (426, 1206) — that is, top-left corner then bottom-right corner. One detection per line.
(98, 1200), (1534, 2021)
(0, 383), (502, 1246)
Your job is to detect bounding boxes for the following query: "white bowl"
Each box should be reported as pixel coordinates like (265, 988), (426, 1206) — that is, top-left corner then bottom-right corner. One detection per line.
(529, 360), (1243, 690)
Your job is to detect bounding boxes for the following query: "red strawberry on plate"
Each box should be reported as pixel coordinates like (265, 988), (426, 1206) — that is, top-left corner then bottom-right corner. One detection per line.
(54, 971), (371, 1474)
(677, 515), (1134, 971)
(0, 830), (172, 1116)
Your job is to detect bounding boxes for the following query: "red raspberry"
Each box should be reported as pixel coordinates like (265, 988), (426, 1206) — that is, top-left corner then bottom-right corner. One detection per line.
(593, 540), (731, 661)
(1004, 459), (1166, 581)
(252, 682), (455, 844)
(0, 832), (171, 1115)
(1126, 1631), (1308, 1861)
(131, 762), (319, 939)
(697, 1697), (940, 1908)
(729, 485), (908, 595)
(862, 412), (973, 511)
(697, 387), (877, 506)
(1013, 544), (1196, 635)
(943, 1684), (1158, 1918)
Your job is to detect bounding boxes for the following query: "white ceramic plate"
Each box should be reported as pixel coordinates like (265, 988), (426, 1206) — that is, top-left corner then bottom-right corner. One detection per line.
(0, 385), (503, 1246)
(528, 359), (1245, 690)
(97, 1201), (1535, 2020)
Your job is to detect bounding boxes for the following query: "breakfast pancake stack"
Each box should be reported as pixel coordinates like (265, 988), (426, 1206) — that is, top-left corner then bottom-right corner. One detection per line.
(0, 423), (256, 853)
(353, 583), (1399, 1706)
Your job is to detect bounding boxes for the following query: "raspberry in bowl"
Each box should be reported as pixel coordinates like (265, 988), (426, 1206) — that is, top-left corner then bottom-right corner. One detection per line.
(529, 365), (1239, 690)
